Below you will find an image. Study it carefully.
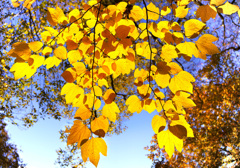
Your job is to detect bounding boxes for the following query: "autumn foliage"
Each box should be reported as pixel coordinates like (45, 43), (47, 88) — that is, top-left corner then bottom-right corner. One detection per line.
(5, 0), (240, 167)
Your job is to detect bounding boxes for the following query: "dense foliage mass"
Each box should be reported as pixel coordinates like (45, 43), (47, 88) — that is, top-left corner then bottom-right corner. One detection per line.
(1, 0), (239, 167)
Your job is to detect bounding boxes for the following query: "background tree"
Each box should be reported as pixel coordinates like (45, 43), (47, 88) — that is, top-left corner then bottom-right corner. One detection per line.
(0, 117), (25, 167)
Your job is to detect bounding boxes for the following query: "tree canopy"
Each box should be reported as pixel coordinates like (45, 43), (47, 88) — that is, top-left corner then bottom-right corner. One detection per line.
(1, 0), (240, 167)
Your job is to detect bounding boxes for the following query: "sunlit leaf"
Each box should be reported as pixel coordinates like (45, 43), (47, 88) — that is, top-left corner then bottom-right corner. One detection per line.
(217, 1), (239, 15)
(169, 71), (195, 94)
(152, 115), (166, 134)
(196, 34), (220, 55)
(81, 138), (107, 167)
(184, 19), (205, 38)
(67, 120), (91, 147)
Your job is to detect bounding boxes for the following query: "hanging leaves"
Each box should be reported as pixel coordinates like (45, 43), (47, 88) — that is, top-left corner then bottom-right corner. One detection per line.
(6, 0), (226, 166)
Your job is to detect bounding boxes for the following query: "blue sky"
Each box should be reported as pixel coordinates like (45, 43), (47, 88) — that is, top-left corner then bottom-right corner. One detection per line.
(6, 110), (156, 168)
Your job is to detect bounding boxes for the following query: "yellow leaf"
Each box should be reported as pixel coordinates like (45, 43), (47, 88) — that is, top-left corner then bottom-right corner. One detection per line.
(163, 100), (177, 113)
(143, 2), (160, 20)
(54, 46), (67, 60)
(67, 50), (82, 64)
(137, 84), (151, 98)
(42, 47), (52, 55)
(69, 9), (80, 23)
(176, 42), (201, 59)
(157, 129), (183, 158)
(41, 31), (52, 43)
(102, 102), (120, 122)
(177, 0), (191, 6)
(67, 120), (91, 147)
(97, 79), (109, 88)
(175, 6), (188, 18)
(173, 92), (196, 108)
(73, 62), (86, 75)
(155, 73), (170, 89)
(161, 6), (171, 16)
(184, 19), (205, 38)
(210, 0), (226, 6)
(94, 98), (101, 110)
(196, 5), (217, 22)
(28, 55), (45, 68)
(103, 89), (116, 104)
(151, 115), (166, 134)
(10, 62), (35, 79)
(126, 95), (143, 114)
(91, 86), (102, 97)
(91, 116), (109, 137)
(169, 71), (195, 94)
(61, 68), (77, 83)
(61, 83), (84, 104)
(43, 56), (61, 69)
(114, 58), (135, 77)
(74, 105), (91, 120)
(11, 0), (20, 7)
(129, 5), (144, 21)
(47, 7), (65, 26)
(81, 138), (107, 167)
(153, 88), (165, 100)
(196, 34), (220, 55)
(143, 99), (156, 113)
(218, 1), (239, 15)
(161, 44), (178, 62)
(83, 93), (94, 109)
(168, 62), (183, 75)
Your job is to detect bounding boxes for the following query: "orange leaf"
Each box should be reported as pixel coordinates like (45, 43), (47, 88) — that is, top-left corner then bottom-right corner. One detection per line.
(91, 116), (109, 137)
(195, 34), (220, 55)
(54, 46), (67, 60)
(103, 89), (116, 104)
(196, 5), (217, 22)
(74, 105), (91, 120)
(61, 68), (77, 83)
(81, 138), (107, 167)
(29, 41), (43, 52)
(67, 120), (91, 147)
(115, 25), (131, 39)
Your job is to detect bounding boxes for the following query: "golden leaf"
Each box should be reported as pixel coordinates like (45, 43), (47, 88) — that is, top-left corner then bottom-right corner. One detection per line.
(196, 34), (220, 55)
(217, 1), (239, 15)
(143, 2), (160, 20)
(151, 115), (166, 134)
(91, 116), (109, 137)
(102, 102), (120, 122)
(184, 19), (205, 38)
(67, 120), (91, 147)
(54, 46), (67, 60)
(81, 138), (107, 167)
(126, 95), (143, 113)
(169, 71), (195, 94)
(175, 6), (189, 18)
